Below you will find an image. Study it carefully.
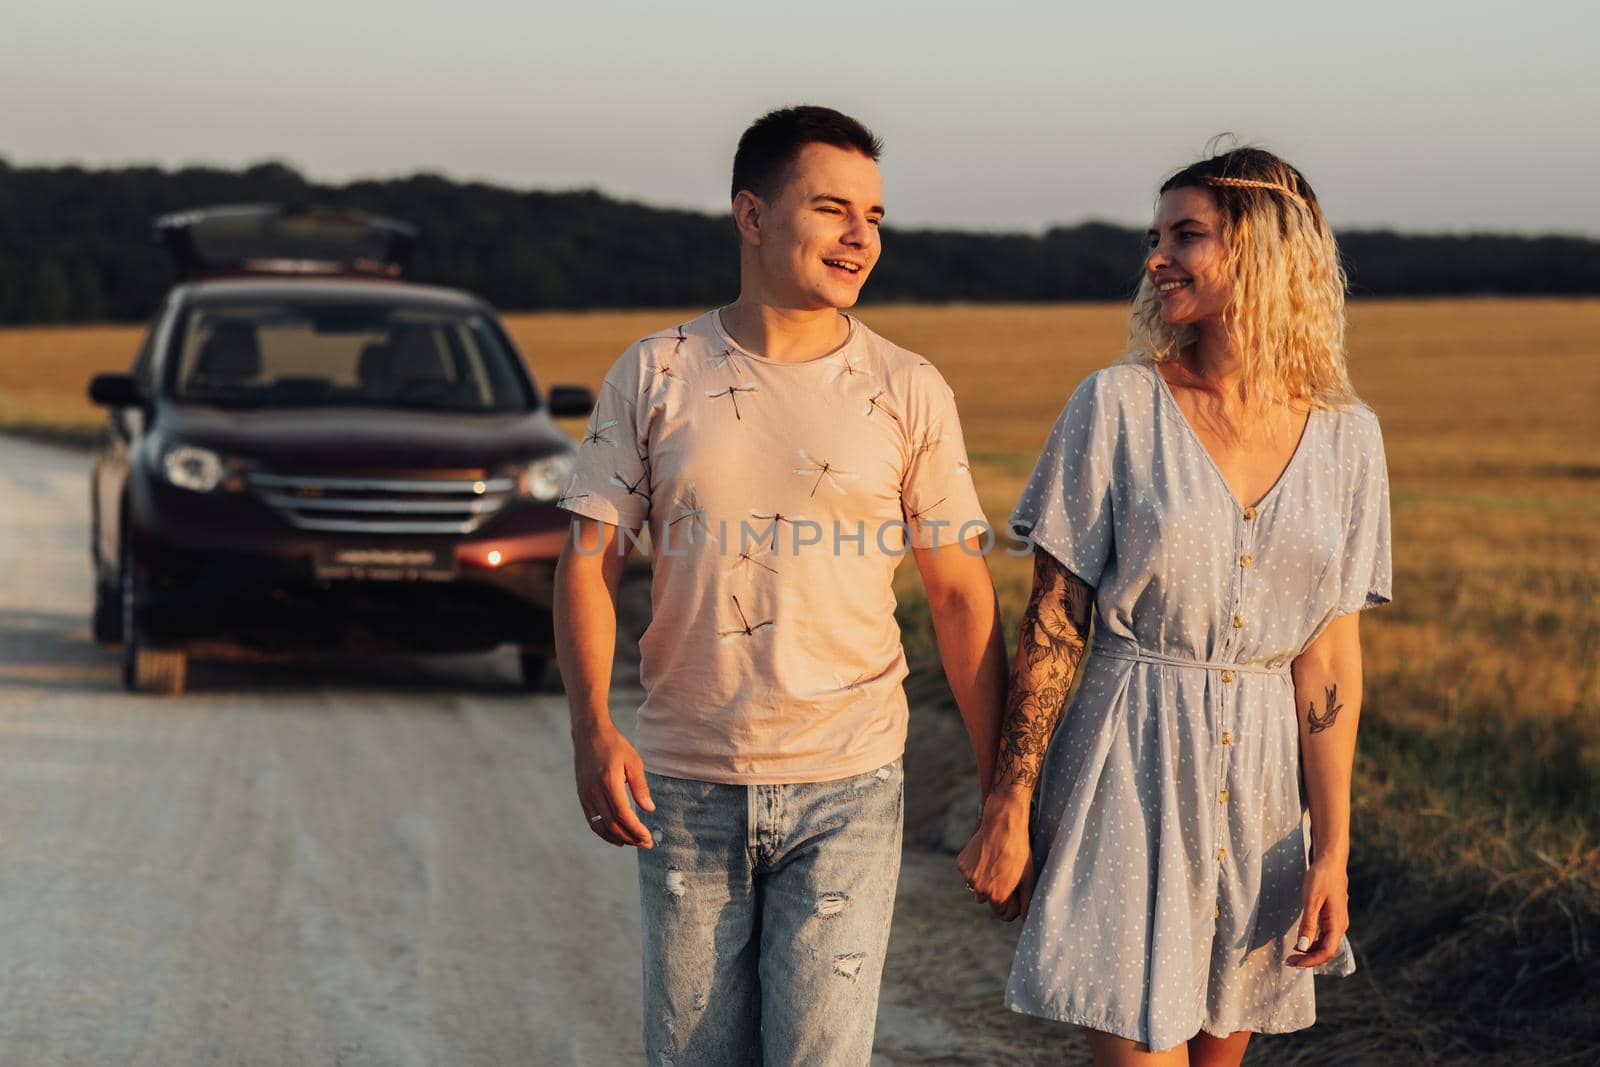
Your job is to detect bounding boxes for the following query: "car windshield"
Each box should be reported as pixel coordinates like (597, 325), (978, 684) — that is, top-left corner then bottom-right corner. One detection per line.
(170, 301), (531, 412)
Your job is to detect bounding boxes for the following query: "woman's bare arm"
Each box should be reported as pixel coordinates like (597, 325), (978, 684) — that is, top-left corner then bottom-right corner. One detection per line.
(995, 550), (1094, 790)
(956, 549), (1093, 917)
(1287, 610), (1363, 967)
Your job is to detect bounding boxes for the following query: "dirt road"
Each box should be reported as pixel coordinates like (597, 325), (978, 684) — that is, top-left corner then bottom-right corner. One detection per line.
(0, 435), (981, 1066)
(0, 433), (644, 1065)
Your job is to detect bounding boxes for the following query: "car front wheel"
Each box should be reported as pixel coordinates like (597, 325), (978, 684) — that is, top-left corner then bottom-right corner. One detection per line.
(92, 576), (123, 644)
(121, 532), (188, 696)
(517, 646), (549, 692)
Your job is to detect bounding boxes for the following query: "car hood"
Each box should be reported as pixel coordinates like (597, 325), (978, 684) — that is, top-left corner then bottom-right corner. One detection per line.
(156, 404), (576, 471)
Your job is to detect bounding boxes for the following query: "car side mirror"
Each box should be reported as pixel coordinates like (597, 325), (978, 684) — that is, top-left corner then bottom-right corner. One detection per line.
(89, 373), (143, 407)
(546, 385), (594, 417)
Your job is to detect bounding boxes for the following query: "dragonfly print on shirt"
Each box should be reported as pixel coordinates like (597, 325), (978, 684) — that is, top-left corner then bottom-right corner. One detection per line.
(582, 416), (617, 447)
(861, 389), (903, 427)
(706, 384), (759, 420)
(793, 450), (861, 497)
(912, 423), (948, 458)
(825, 353), (871, 385)
(669, 483), (715, 547)
(718, 594), (775, 641)
(610, 470), (650, 502)
(640, 324), (688, 358)
(905, 490), (947, 525)
(830, 671), (871, 708)
(725, 544), (779, 583)
(645, 351), (684, 386)
(552, 309), (996, 791)
(833, 671), (867, 693)
(556, 473), (590, 510)
(708, 347), (747, 376)
(749, 508), (809, 552)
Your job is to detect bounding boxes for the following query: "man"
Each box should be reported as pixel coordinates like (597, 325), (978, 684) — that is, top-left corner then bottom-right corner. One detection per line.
(553, 105), (1008, 1065)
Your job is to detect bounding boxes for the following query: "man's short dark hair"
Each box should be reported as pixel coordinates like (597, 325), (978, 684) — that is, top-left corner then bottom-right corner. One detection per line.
(731, 105), (882, 202)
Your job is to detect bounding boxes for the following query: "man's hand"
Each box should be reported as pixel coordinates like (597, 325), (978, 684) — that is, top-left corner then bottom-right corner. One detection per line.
(556, 516), (653, 848)
(955, 791), (1034, 921)
(573, 723), (656, 849)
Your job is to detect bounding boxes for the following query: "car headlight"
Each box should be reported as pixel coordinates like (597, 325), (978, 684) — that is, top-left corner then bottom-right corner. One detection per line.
(515, 453), (575, 501)
(162, 445), (226, 492)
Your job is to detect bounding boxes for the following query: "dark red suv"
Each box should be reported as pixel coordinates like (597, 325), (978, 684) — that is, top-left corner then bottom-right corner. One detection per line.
(88, 206), (592, 694)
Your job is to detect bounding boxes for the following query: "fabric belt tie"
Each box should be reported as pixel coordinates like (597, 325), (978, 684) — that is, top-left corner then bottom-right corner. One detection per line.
(1094, 634), (1291, 677)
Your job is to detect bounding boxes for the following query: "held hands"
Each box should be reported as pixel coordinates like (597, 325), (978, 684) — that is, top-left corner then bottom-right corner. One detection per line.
(1287, 857), (1350, 968)
(955, 791), (1036, 923)
(573, 723), (656, 848)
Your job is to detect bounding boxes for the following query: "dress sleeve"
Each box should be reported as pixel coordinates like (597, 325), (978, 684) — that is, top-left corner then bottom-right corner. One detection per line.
(1334, 412), (1393, 615)
(1008, 370), (1117, 587)
(557, 346), (651, 531)
(899, 364), (988, 549)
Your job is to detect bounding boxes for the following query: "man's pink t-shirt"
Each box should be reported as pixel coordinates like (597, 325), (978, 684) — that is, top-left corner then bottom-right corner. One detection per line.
(560, 310), (987, 784)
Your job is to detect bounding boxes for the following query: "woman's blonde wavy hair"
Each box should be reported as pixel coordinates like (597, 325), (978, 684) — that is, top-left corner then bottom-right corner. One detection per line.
(1125, 145), (1356, 416)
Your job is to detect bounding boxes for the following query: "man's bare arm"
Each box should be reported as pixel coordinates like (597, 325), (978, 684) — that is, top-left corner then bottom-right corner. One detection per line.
(912, 537), (1009, 798)
(956, 549), (1093, 916)
(554, 516), (654, 849)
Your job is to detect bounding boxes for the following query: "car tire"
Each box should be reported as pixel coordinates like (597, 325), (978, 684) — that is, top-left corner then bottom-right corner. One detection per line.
(120, 532), (188, 696)
(92, 578), (123, 644)
(518, 647), (549, 692)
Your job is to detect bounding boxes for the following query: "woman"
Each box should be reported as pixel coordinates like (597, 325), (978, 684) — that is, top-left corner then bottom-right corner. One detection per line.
(958, 146), (1392, 1065)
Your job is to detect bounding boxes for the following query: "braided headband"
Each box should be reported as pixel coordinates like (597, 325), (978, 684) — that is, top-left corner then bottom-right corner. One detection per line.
(1204, 175), (1309, 207)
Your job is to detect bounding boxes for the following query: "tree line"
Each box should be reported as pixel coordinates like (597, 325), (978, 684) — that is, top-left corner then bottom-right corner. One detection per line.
(1, 158), (1596, 325)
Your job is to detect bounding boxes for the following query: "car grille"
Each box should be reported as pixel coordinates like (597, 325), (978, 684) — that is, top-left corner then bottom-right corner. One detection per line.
(248, 472), (515, 535)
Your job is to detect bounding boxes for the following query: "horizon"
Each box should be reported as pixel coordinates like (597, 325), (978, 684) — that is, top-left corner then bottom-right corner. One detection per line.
(5, 153), (1596, 244)
(5, 1), (1595, 239)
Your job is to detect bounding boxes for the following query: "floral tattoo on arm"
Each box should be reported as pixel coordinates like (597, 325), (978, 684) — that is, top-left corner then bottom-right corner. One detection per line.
(994, 551), (1094, 790)
(1306, 684), (1344, 734)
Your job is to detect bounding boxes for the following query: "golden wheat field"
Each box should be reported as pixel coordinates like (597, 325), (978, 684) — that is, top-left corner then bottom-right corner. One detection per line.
(2, 298), (1597, 1058)
(3, 300), (1598, 719)
(5, 299), (1597, 723)
(5, 300), (1597, 712)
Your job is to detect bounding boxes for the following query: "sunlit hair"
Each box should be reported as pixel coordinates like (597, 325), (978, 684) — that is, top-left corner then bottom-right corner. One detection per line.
(732, 105), (882, 202)
(1125, 144), (1356, 415)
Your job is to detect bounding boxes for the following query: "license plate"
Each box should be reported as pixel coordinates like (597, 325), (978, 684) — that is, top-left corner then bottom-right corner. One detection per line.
(314, 545), (456, 582)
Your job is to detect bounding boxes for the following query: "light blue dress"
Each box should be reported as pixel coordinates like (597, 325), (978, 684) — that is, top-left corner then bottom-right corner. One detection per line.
(1005, 362), (1392, 1051)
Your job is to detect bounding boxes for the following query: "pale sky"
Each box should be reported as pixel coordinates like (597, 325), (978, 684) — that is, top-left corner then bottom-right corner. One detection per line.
(5, 0), (1596, 236)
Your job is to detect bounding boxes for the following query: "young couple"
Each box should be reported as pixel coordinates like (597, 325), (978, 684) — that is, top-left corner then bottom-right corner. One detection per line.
(553, 106), (1391, 1066)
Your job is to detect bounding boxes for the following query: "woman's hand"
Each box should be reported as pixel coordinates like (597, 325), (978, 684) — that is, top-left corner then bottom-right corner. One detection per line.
(1287, 856), (1349, 968)
(955, 791), (1035, 921)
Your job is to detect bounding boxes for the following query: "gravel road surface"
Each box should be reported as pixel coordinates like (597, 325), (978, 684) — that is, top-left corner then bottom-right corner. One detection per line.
(0, 434), (647, 1065)
(0, 435), (973, 1066)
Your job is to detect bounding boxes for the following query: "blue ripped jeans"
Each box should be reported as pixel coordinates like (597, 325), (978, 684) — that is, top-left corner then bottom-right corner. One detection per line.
(637, 759), (904, 1066)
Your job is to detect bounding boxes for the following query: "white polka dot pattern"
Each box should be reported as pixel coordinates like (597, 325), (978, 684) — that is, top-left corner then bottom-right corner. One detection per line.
(1004, 363), (1393, 1051)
